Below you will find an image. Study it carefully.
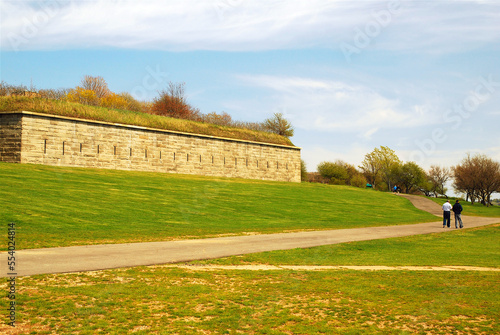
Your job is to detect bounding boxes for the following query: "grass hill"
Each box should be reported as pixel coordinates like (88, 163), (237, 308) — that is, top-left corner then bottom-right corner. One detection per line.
(0, 162), (440, 250)
(0, 96), (294, 146)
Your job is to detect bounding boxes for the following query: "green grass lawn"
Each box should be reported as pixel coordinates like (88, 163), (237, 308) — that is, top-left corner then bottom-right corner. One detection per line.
(0, 162), (439, 250)
(2, 267), (498, 334)
(2, 224), (499, 334)
(1, 162), (499, 334)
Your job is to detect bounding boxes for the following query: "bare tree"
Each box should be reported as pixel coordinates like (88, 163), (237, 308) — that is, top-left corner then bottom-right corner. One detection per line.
(80, 75), (110, 99)
(428, 165), (450, 197)
(453, 154), (500, 206)
(38, 88), (71, 100)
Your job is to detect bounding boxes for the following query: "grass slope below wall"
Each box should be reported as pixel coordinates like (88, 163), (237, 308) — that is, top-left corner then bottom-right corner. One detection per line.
(0, 162), (440, 250)
(0, 96), (294, 146)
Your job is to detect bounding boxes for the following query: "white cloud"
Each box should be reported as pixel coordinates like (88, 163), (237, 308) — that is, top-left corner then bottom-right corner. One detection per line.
(301, 145), (370, 171)
(236, 74), (441, 137)
(399, 145), (500, 171)
(1, 0), (499, 52)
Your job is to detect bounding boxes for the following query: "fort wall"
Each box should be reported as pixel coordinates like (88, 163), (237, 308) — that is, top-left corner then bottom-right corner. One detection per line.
(0, 111), (301, 182)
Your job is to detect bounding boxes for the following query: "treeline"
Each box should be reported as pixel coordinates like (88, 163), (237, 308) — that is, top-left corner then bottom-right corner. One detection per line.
(0, 76), (294, 138)
(310, 146), (500, 206)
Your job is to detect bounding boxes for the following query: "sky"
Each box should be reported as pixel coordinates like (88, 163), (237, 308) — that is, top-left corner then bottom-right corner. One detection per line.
(1, 0), (499, 183)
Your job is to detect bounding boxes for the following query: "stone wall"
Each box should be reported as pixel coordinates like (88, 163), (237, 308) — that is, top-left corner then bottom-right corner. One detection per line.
(0, 113), (22, 163)
(0, 111), (301, 182)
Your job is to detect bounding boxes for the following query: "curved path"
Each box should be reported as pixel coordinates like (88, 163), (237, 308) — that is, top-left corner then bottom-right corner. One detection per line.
(397, 193), (444, 216)
(2, 195), (499, 277)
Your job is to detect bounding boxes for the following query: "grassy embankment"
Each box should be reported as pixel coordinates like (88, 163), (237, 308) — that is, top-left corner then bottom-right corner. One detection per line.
(1, 162), (439, 250)
(0, 163), (499, 334)
(0, 96), (293, 146)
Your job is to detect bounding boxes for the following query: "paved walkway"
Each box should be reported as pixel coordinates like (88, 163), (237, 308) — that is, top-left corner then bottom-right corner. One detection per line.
(396, 193), (444, 216)
(2, 195), (499, 277)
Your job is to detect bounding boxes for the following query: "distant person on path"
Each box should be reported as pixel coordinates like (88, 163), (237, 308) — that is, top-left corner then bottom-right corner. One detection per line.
(442, 200), (452, 228)
(452, 199), (464, 229)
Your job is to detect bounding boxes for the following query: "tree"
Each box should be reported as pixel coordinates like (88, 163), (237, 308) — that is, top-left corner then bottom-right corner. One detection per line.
(453, 154), (500, 206)
(359, 150), (381, 188)
(152, 82), (200, 120)
(418, 176), (434, 197)
(300, 159), (308, 182)
(317, 161), (348, 185)
(377, 146), (402, 192)
(453, 160), (479, 204)
(360, 146), (401, 191)
(263, 112), (294, 138)
(66, 75), (113, 107)
(428, 165), (450, 197)
(395, 161), (426, 194)
(80, 75), (110, 99)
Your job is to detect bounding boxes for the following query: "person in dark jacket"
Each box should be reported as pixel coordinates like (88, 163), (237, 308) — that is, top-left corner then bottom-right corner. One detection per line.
(452, 199), (464, 229)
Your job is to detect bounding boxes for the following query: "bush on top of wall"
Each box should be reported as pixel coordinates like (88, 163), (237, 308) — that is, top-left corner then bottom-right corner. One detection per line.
(0, 96), (295, 147)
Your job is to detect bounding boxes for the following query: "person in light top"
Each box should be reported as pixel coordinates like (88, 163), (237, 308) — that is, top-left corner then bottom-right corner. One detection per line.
(442, 200), (452, 228)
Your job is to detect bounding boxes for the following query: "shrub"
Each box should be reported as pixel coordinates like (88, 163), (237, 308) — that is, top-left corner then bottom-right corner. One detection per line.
(201, 112), (233, 126)
(38, 88), (70, 100)
(317, 161), (349, 184)
(263, 112), (294, 138)
(100, 92), (129, 110)
(152, 82), (200, 120)
(351, 174), (368, 188)
(0, 81), (28, 96)
(66, 87), (100, 106)
(119, 92), (143, 113)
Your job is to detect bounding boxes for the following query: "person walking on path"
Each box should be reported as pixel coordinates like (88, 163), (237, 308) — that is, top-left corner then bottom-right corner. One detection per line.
(442, 200), (452, 228)
(452, 199), (464, 228)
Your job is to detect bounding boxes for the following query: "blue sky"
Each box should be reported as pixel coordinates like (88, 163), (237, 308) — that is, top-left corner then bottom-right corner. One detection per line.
(1, 0), (499, 180)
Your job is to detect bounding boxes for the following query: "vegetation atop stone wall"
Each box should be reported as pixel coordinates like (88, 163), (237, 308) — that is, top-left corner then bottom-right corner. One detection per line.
(0, 96), (294, 147)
